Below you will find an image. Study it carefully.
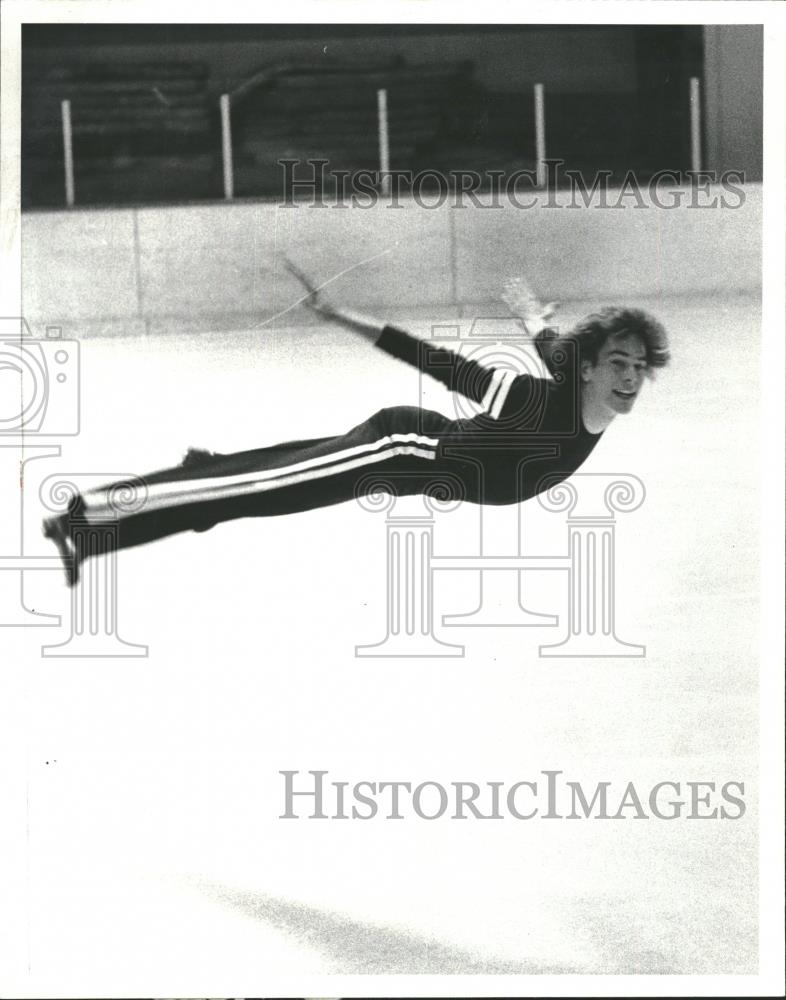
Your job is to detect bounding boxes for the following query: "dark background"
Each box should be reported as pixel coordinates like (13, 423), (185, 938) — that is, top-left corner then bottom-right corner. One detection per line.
(22, 24), (712, 207)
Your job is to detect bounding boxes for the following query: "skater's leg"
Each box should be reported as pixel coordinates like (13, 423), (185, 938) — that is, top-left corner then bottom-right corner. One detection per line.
(86, 406), (449, 519)
(44, 407), (456, 582)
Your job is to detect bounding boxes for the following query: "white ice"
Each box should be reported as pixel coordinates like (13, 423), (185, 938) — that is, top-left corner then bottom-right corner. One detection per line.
(1, 292), (760, 994)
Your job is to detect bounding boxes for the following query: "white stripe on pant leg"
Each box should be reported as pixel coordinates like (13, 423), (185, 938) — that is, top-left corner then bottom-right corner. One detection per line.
(84, 431), (439, 510)
(82, 434), (440, 519)
(87, 443), (436, 516)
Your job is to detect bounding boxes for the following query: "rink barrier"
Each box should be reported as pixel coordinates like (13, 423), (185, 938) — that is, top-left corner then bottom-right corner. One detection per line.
(21, 182), (762, 337)
(355, 472), (646, 659)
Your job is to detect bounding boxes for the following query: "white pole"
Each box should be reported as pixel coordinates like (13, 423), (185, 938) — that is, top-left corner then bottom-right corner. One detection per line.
(689, 76), (702, 174)
(220, 93), (234, 200)
(61, 99), (75, 207)
(534, 83), (547, 189)
(377, 88), (391, 197)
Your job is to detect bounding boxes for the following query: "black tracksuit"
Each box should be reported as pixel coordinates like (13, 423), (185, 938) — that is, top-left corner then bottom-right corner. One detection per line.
(76, 325), (603, 552)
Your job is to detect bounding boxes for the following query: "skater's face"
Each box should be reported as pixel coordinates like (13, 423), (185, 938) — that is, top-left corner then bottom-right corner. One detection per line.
(581, 333), (648, 417)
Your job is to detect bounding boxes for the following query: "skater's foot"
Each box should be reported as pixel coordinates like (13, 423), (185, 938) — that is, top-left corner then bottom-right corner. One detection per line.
(182, 449), (219, 532)
(181, 447), (216, 468)
(42, 514), (80, 587)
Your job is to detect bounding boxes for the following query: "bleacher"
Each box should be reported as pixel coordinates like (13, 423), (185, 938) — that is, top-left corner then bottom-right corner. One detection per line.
(23, 54), (665, 207)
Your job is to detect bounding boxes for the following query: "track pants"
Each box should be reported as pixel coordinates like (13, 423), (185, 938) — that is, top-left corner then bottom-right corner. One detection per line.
(79, 406), (463, 553)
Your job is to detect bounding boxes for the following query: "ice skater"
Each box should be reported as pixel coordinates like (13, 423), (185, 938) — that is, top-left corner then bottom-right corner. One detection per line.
(43, 262), (670, 585)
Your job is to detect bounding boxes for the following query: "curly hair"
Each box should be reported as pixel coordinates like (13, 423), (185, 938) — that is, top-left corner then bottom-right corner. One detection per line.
(566, 307), (671, 377)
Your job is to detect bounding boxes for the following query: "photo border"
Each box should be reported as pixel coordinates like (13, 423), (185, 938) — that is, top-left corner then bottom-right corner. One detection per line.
(1, 2), (783, 997)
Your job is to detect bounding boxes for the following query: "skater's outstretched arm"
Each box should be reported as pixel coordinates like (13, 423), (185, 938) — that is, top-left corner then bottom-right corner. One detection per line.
(282, 257), (384, 342)
(283, 258), (547, 413)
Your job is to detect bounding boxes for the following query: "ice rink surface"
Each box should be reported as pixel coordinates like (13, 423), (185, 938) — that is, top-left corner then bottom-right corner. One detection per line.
(3, 291), (760, 992)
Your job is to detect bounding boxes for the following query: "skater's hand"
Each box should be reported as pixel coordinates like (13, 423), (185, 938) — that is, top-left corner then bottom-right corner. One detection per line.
(282, 257), (336, 319)
(501, 276), (559, 334)
(281, 255), (385, 342)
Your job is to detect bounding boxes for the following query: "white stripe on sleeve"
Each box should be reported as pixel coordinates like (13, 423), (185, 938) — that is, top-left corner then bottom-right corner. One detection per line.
(489, 370), (517, 419)
(480, 368), (505, 414)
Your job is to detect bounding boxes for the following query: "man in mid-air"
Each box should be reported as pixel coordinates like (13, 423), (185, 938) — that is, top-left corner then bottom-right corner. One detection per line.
(44, 264), (670, 585)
